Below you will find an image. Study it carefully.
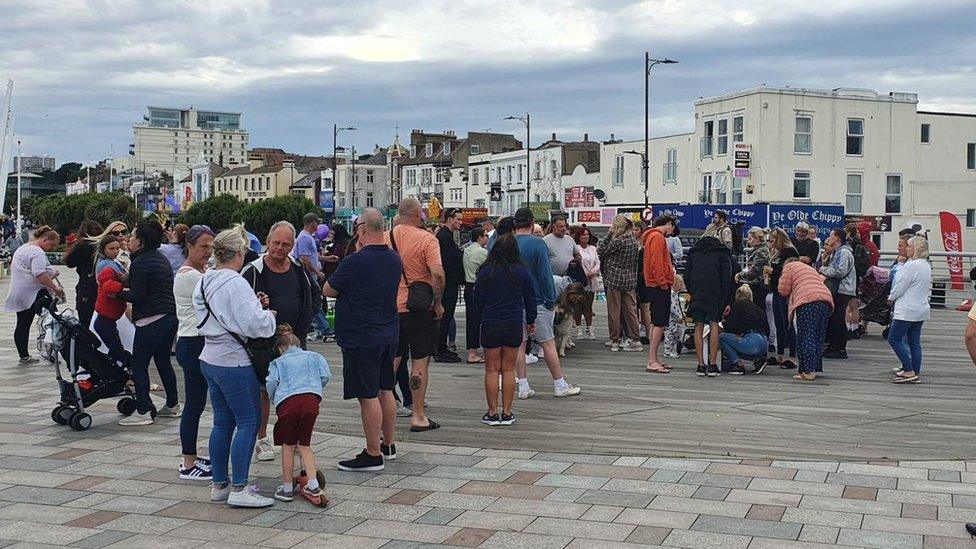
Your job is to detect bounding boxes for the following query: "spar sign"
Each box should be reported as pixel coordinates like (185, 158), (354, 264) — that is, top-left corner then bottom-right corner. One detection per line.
(769, 204), (845, 239)
(939, 211), (965, 291)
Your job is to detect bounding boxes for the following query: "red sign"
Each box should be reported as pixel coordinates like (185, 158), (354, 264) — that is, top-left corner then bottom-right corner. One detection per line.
(939, 211), (965, 290)
(460, 208), (489, 226)
(564, 186), (594, 208)
(577, 210), (601, 223)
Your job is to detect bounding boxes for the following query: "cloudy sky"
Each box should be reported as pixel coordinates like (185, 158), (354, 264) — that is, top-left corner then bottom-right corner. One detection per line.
(2, 0), (975, 165)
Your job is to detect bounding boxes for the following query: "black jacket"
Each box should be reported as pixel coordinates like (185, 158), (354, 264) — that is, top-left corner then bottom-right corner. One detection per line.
(241, 256), (317, 339)
(723, 299), (769, 337)
(121, 248), (176, 321)
(63, 241), (97, 306)
(684, 236), (734, 317)
(437, 227), (464, 285)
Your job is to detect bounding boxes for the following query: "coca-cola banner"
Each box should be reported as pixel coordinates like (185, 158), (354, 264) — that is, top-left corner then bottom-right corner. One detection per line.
(939, 211), (964, 291)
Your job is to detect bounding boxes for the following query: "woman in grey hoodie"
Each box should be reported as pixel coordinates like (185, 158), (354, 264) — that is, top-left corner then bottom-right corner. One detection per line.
(819, 229), (857, 359)
(193, 226), (277, 508)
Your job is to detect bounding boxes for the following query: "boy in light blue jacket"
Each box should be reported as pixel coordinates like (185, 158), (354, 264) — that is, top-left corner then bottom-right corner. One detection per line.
(265, 324), (331, 502)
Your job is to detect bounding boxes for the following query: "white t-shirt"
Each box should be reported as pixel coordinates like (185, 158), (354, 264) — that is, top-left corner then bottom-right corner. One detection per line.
(174, 266), (204, 338)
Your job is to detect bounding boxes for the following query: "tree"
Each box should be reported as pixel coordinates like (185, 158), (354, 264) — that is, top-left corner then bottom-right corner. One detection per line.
(53, 163), (84, 186)
(177, 194), (244, 232)
(30, 191), (140, 235)
(238, 195), (324, 242)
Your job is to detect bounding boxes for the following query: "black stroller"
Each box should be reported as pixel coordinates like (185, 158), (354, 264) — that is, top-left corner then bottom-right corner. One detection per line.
(34, 292), (140, 431)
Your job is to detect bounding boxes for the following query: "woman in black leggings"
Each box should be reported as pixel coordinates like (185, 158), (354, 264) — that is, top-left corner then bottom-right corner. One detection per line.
(3, 226), (65, 364)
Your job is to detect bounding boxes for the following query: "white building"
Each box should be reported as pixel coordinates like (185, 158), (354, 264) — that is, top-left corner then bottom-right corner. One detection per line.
(131, 106), (249, 174)
(12, 155), (55, 173)
(595, 86), (976, 251)
(333, 148), (391, 211)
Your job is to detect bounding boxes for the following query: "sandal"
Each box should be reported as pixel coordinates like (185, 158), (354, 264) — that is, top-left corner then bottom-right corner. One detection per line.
(149, 383), (162, 391)
(793, 373), (816, 381)
(410, 419), (441, 432)
(466, 357), (485, 364)
(646, 362), (670, 374)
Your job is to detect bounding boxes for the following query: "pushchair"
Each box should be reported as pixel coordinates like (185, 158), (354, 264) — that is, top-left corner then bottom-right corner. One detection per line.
(34, 291), (139, 431)
(858, 266), (893, 339)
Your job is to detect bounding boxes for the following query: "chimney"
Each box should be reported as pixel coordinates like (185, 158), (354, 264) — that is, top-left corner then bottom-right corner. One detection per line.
(583, 133), (589, 141)
(610, 133), (615, 142)
(551, 132), (557, 141)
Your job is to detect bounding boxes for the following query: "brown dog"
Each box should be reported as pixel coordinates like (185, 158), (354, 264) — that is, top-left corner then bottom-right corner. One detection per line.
(553, 282), (586, 357)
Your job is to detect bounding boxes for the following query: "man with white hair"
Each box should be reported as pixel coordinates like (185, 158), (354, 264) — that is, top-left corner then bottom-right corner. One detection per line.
(792, 222), (820, 265)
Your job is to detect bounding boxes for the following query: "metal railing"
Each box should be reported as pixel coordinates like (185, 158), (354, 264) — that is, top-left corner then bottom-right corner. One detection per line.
(878, 251), (976, 308)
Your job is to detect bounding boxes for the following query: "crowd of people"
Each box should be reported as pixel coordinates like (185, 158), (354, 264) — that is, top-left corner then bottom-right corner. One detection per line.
(2, 200), (967, 510)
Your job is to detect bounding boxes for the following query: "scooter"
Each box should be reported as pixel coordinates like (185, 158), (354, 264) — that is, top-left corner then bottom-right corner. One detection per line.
(294, 469), (329, 508)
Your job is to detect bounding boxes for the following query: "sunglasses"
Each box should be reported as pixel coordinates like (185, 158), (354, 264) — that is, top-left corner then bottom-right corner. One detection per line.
(354, 221), (365, 229)
(110, 231), (126, 237)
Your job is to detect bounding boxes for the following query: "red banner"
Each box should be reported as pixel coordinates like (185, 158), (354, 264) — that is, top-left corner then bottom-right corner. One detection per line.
(939, 211), (964, 290)
(577, 210), (601, 223)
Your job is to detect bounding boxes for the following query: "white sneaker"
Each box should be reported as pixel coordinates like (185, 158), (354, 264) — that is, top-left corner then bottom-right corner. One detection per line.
(157, 404), (182, 418)
(517, 386), (535, 399)
(227, 485), (274, 508)
(586, 326), (595, 340)
(604, 340), (614, 347)
(211, 483), (232, 502)
(255, 437), (275, 461)
(891, 366), (904, 374)
(577, 326), (585, 337)
(610, 342), (621, 352)
(665, 350), (680, 359)
(118, 411), (153, 426)
(525, 353), (539, 364)
(623, 341), (644, 352)
(554, 385), (582, 398)
(396, 405), (413, 418)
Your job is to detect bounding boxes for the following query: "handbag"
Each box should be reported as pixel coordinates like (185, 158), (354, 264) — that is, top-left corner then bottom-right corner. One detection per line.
(824, 255), (853, 296)
(390, 227), (434, 313)
(197, 276), (280, 382)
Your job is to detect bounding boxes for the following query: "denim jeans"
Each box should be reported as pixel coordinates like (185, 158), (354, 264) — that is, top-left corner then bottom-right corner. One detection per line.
(176, 337), (207, 456)
(131, 314), (179, 414)
(887, 319), (923, 374)
(719, 332), (768, 366)
(201, 361), (260, 486)
(93, 315), (129, 364)
(394, 358), (412, 408)
(311, 306), (333, 336)
(771, 292), (795, 357)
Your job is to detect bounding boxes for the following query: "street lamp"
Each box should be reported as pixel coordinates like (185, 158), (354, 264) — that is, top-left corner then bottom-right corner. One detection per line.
(332, 124), (356, 219)
(643, 54), (677, 207)
(504, 113), (530, 202)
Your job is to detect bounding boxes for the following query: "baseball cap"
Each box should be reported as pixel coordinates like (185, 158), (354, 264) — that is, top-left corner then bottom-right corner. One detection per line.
(513, 207), (534, 228)
(303, 212), (322, 224)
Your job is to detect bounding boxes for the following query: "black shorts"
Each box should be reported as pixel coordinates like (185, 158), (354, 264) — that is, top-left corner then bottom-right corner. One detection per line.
(342, 345), (397, 400)
(397, 311), (437, 361)
(479, 321), (523, 349)
(646, 287), (671, 328)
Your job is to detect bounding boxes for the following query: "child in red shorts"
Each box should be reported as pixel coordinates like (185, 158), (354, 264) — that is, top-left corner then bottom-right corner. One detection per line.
(265, 325), (331, 502)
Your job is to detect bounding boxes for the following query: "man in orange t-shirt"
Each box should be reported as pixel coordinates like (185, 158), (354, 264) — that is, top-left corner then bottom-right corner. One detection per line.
(642, 214), (677, 373)
(385, 197), (445, 432)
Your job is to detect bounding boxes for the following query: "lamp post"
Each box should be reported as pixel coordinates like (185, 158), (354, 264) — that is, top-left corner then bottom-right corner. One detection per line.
(643, 54), (677, 207)
(504, 113), (530, 202)
(332, 124), (356, 219)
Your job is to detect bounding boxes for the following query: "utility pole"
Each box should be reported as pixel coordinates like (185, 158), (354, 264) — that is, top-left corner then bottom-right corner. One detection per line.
(332, 124), (356, 220)
(16, 139), (22, 233)
(504, 113), (531, 202)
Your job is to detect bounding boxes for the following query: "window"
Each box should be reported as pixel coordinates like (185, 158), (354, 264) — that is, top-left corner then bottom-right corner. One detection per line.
(732, 115), (744, 142)
(701, 120), (714, 157)
(421, 168), (432, 184)
(714, 172), (727, 204)
(366, 170), (374, 184)
(352, 193), (359, 208)
(885, 174), (902, 214)
(731, 177), (743, 204)
(470, 144), (480, 155)
(966, 209), (975, 228)
(699, 174), (713, 203)
(406, 170), (416, 187)
(612, 154), (625, 187)
(793, 171), (811, 199)
(443, 142), (451, 155)
(845, 173), (862, 213)
(717, 119), (728, 155)
(496, 167), (502, 183)
(550, 159), (557, 179)
(484, 167), (489, 183)
(518, 164), (523, 182)
(920, 123), (930, 143)
(846, 118), (864, 155)
(472, 170), (479, 185)
(664, 148), (677, 183)
(425, 143), (433, 156)
(794, 116), (812, 154)
(507, 166), (512, 182)
(533, 160), (541, 179)
(474, 198), (486, 208)
(409, 145), (416, 158)
(968, 143), (976, 169)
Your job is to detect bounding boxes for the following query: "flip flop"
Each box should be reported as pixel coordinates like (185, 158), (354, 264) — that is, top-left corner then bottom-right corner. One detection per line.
(792, 373), (816, 381)
(150, 383), (162, 391)
(646, 367), (670, 374)
(466, 357), (485, 364)
(410, 419), (441, 432)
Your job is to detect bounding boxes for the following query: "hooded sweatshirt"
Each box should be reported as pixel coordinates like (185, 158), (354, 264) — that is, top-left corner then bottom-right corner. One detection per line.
(193, 268), (276, 367)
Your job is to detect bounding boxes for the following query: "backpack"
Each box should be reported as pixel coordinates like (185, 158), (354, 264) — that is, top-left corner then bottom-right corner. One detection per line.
(851, 241), (871, 278)
(729, 223), (744, 255)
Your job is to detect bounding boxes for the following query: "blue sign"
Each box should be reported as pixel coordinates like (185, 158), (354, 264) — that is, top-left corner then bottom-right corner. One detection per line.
(768, 204), (845, 239)
(653, 204), (696, 225)
(652, 203), (767, 235)
(318, 190), (334, 210)
(164, 194), (180, 213)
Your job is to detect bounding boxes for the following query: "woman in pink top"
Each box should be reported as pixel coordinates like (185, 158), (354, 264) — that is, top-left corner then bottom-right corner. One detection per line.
(573, 227), (600, 339)
(778, 258), (833, 381)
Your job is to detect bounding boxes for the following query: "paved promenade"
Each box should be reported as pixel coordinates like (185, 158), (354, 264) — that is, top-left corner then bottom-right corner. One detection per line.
(0, 271), (974, 547)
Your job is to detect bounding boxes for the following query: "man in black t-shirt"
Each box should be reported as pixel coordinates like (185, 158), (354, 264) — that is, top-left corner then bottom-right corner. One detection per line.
(792, 222), (820, 265)
(434, 208), (464, 363)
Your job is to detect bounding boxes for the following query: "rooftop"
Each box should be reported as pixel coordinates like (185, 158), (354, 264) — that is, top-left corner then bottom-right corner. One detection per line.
(695, 85), (921, 106)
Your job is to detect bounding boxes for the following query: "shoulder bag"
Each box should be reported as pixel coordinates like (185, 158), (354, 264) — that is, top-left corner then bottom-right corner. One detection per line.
(197, 276), (279, 382)
(390, 227), (434, 313)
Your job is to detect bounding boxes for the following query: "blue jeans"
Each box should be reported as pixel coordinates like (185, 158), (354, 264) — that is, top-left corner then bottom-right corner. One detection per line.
(176, 337), (207, 457)
(93, 315), (130, 364)
(201, 361), (260, 486)
(888, 319), (923, 374)
(131, 314), (179, 414)
(719, 332), (768, 366)
(311, 306), (333, 336)
(771, 293), (795, 358)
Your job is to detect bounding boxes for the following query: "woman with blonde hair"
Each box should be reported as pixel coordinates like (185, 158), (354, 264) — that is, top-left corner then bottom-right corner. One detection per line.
(888, 236), (931, 384)
(719, 284), (770, 375)
(597, 214), (642, 353)
(762, 228), (799, 369)
(735, 227), (770, 307)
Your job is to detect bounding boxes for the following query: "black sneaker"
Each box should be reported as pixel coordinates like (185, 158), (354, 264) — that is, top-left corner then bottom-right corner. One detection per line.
(706, 364), (720, 377)
(337, 450), (385, 472)
(823, 349), (848, 359)
(779, 359), (797, 369)
(435, 353), (462, 364)
(752, 358), (768, 375)
(696, 364), (707, 377)
(381, 443), (397, 461)
(482, 412), (501, 426)
(728, 364), (746, 375)
(499, 412), (516, 426)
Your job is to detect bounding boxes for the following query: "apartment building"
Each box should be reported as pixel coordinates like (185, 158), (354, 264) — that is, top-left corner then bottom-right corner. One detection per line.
(130, 106), (249, 174)
(12, 155), (55, 173)
(212, 157), (303, 204)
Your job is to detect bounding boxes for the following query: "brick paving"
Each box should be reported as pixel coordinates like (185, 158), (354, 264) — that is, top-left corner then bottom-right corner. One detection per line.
(2, 272), (976, 546)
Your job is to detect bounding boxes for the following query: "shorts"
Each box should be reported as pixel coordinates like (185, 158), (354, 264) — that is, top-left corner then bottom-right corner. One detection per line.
(342, 345), (397, 400)
(527, 306), (555, 343)
(480, 321), (523, 349)
(645, 287), (671, 327)
(397, 311), (437, 361)
(273, 393), (320, 446)
(690, 308), (723, 324)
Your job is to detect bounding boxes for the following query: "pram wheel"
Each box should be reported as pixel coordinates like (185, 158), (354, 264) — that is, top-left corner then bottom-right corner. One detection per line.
(68, 411), (92, 431)
(117, 398), (137, 416)
(51, 405), (72, 425)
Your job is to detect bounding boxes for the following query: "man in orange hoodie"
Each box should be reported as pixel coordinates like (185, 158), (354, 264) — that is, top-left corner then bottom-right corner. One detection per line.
(641, 215), (677, 373)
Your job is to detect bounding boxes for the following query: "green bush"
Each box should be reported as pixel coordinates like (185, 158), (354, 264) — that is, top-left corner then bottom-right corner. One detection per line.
(31, 192), (140, 236)
(178, 194), (244, 232)
(238, 195), (324, 242)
